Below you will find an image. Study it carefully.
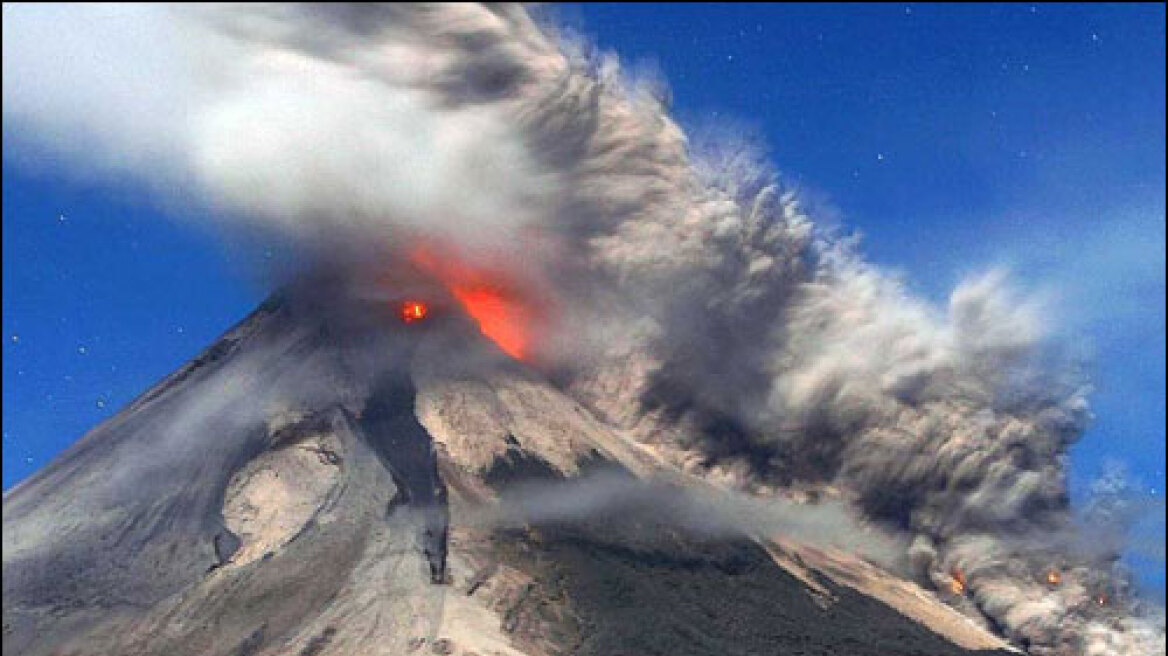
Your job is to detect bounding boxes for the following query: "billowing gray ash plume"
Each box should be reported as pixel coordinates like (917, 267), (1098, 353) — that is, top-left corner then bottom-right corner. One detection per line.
(3, 4), (1162, 654)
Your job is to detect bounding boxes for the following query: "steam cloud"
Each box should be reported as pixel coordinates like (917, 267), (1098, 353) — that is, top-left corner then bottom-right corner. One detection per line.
(468, 469), (904, 566)
(3, 4), (1163, 655)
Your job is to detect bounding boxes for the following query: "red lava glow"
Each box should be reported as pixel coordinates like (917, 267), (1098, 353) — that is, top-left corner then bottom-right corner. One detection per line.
(401, 300), (429, 323)
(950, 569), (967, 595)
(408, 245), (537, 361)
(447, 286), (530, 359)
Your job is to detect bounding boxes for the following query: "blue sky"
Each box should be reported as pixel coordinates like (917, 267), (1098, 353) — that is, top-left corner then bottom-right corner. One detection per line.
(3, 3), (1164, 589)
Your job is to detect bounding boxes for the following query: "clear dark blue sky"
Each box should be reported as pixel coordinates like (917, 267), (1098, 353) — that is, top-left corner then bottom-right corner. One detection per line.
(3, 3), (1164, 587)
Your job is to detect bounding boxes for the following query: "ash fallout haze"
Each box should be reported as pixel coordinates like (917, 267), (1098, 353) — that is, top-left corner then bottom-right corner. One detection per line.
(2, 4), (1164, 656)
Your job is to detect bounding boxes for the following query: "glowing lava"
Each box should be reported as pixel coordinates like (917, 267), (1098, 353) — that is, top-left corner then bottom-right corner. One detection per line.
(401, 300), (429, 323)
(446, 285), (530, 359)
(950, 569), (967, 595)
(1045, 569), (1062, 586)
(408, 245), (537, 360)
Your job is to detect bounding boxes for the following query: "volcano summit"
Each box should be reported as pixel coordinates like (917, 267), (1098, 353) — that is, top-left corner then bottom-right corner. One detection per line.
(3, 279), (1019, 656)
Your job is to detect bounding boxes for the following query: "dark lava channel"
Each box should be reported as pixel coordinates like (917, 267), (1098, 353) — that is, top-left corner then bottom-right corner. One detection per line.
(360, 370), (450, 584)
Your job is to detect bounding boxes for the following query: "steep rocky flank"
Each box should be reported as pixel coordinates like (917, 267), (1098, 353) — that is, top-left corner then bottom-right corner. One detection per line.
(3, 289), (1014, 656)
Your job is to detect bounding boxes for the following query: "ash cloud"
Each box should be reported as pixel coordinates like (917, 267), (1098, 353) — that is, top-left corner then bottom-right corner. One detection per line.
(3, 4), (1163, 654)
(2, 4), (557, 260)
(467, 469), (904, 566)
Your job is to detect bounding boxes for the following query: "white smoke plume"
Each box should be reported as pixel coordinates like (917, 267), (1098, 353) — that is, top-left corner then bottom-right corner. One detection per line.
(2, 4), (557, 257)
(2, 4), (1162, 655)
(466, 469), (905, 566)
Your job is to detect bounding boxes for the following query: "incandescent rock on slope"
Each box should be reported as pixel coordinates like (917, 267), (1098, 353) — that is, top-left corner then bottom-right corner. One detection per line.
(3, 284), (1014, 656)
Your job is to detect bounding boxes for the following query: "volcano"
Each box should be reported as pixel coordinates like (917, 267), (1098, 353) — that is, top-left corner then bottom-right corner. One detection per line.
(3, 281), (1017, 656)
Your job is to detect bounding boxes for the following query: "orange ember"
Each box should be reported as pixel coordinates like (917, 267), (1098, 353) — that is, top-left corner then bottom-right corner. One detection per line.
(950, 569), (967, 595)
(401, 300), (429, 323)
(409, 245), (536, 360)
(1046, 569), (1062, 586)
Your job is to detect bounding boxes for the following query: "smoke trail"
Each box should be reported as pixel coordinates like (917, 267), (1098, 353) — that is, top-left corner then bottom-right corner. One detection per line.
(3, 4), (1162, 654)
(465, 468), (904, 566)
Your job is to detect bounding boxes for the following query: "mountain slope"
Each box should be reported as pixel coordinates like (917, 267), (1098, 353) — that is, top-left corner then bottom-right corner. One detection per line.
(3, 288), (1015, 656)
